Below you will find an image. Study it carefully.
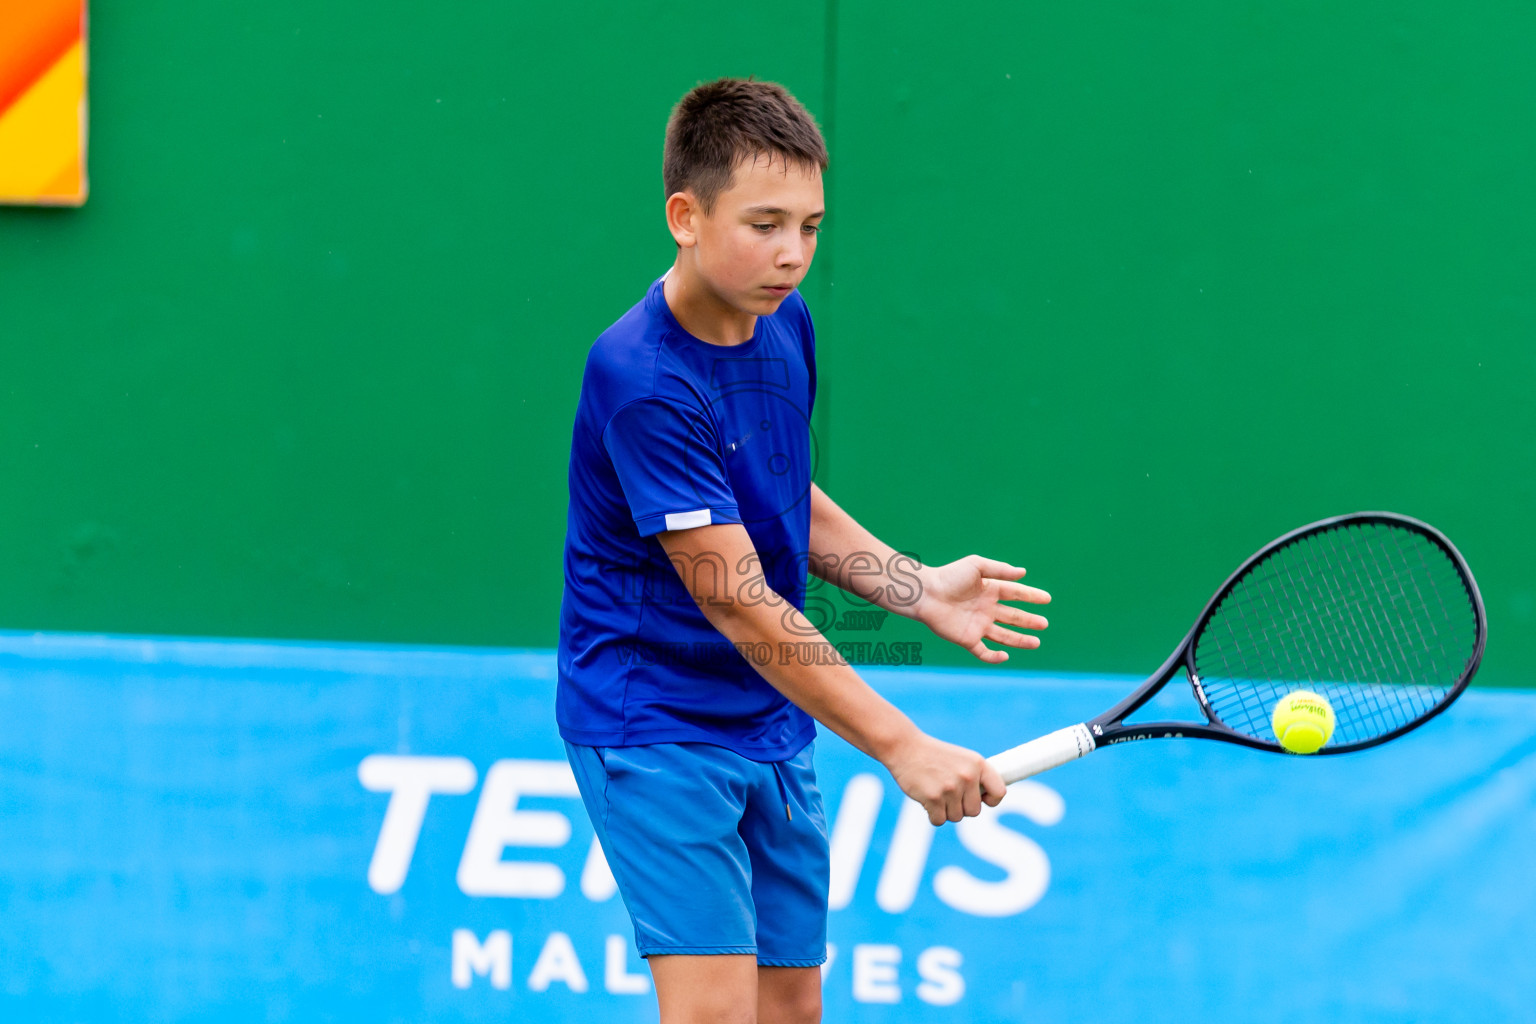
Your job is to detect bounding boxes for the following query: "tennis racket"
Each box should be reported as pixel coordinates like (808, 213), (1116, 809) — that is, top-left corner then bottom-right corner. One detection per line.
(988, 511), (1486, 784)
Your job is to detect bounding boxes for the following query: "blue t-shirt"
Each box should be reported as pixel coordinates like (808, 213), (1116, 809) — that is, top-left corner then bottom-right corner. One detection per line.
(556, 275), (819, 760)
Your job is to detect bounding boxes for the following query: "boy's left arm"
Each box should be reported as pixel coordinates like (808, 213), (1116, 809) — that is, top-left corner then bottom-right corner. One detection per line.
(808, 483), (1051, 663)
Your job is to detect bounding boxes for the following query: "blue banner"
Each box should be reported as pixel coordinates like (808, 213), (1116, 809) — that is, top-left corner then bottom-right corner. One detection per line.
(1, 632), (1533, 1022)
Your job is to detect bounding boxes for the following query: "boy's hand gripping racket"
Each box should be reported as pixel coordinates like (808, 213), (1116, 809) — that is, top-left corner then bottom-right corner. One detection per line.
(989, 512), (1486, 784)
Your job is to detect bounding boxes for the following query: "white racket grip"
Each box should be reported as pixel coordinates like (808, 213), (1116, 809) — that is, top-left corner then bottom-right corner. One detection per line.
(988, 723), (1097, 784)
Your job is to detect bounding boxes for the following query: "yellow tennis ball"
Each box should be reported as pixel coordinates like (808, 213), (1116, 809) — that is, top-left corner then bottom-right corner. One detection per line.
(1272, 690), (1336, 754)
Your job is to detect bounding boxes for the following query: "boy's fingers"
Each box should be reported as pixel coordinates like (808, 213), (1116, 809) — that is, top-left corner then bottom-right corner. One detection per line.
(980, 761), (1007, 806)
(962, 782), (982, 818)
(997, 606), (1049, 632)
(971, 556), (1027, 580)
(968, 639), (1008, 663)
(1001, 582), (1052, 605)
(985, 624), (1041, 650)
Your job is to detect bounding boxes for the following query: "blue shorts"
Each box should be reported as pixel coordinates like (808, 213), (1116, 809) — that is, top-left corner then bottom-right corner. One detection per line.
(564, 740), (830, 966)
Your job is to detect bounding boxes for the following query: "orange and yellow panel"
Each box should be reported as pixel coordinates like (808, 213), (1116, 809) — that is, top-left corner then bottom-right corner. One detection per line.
(0, 0), (88, 206)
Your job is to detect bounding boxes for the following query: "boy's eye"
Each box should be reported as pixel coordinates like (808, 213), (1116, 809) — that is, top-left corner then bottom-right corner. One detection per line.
(752, 223), (774, 232)
(803, 224), (821, 234)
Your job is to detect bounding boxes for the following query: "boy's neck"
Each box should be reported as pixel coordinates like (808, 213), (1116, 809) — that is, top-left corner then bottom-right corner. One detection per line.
(663, 259), (756, 346)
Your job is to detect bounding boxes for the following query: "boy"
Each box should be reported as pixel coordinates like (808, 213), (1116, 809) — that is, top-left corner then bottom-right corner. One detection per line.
(557, 78), (1050, 1024)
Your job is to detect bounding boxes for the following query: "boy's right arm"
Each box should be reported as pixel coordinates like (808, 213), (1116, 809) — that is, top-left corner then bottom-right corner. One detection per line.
(656, 522), (1005, 825)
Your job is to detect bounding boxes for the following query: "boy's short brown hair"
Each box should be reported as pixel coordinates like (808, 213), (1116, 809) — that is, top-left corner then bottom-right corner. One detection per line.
(664, 78), (829, 213)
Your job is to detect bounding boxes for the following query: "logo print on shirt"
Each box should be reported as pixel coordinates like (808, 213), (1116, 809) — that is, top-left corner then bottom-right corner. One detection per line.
(679, 356), (818, 523)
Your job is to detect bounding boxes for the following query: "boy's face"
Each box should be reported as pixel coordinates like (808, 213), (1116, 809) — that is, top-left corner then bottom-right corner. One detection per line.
(675, 153), (824, 316)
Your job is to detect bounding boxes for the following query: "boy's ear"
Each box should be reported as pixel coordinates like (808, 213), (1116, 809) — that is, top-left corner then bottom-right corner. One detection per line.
(666, 191), (701, 248)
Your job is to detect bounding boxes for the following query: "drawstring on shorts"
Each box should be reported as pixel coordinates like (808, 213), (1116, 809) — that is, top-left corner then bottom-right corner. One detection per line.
(770, 760), (793, 821)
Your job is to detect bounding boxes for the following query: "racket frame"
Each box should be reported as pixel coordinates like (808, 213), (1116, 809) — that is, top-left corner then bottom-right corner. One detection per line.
(1064, 511), (1486, 764)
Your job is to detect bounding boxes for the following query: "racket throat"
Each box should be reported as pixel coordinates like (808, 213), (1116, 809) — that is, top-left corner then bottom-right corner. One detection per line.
(1188, 670), (1211, 715)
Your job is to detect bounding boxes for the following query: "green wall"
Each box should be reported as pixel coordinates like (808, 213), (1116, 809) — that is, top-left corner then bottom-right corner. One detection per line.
(3, 2), (1532, 686)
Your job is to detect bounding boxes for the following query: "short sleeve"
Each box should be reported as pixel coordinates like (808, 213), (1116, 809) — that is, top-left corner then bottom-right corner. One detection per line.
(603, 398), (742, 536)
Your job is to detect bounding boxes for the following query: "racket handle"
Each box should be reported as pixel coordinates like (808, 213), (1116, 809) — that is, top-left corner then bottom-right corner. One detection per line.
(988, 724), (1097, 784)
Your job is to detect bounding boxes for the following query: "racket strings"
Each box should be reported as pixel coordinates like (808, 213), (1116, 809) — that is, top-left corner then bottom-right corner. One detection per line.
(1204, 532), (1463, 743)
(1204, 536), (1449, 744)
(1194, 522), (1478, 748)
(1211, 536), (1445, 690)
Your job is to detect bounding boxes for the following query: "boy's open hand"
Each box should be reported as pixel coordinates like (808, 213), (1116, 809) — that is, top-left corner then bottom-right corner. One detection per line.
(884, 732), (1007, 825)
(914, 556), (1051, 664)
